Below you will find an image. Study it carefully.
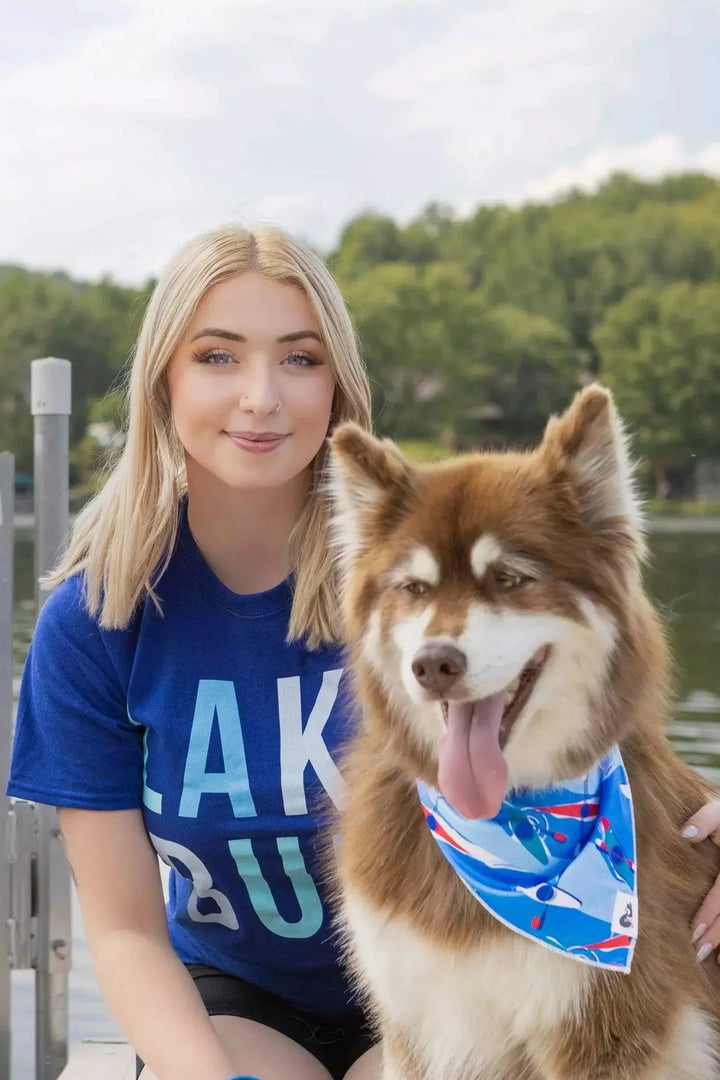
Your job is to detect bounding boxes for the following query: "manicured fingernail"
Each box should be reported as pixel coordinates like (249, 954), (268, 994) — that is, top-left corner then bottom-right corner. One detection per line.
(692, 923), (707, 944)
(697, 943), (713, 962)
(682, 825), (699, 838)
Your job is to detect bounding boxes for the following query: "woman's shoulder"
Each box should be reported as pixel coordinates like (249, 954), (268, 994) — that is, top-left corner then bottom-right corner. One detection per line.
(34, 571), (141, 657)
(35, 572), (93, 635)
(26, 572), (146, 708)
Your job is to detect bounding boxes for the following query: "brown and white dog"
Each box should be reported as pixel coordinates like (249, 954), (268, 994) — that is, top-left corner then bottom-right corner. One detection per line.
(328, 386), (720, 1080)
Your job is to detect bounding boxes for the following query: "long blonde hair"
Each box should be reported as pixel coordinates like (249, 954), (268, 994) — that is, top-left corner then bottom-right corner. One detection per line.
(48, 224), (372, 648)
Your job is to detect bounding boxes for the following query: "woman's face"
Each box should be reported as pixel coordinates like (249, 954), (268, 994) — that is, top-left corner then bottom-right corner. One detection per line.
(167, 273), (336, 494)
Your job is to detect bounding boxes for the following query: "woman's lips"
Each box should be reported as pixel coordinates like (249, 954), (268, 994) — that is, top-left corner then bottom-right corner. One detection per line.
(224, 431), (289, 454)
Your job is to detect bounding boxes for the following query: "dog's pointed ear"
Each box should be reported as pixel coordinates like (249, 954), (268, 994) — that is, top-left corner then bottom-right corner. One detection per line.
(327, 423), (415, 570)
(541, 384), (645, 553)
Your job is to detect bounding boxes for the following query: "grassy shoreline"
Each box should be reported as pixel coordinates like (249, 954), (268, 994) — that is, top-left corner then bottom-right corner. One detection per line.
(644, 499), (720, 516)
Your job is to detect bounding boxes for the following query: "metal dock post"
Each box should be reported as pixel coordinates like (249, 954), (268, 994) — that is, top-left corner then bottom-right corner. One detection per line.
(5, 359), (132, 1078)
(31, 359), (73, 1080)
(0, 452), (14, 1079)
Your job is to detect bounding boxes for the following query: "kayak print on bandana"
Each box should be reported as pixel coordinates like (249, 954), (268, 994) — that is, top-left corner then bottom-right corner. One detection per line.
(418, 745), (638, 972)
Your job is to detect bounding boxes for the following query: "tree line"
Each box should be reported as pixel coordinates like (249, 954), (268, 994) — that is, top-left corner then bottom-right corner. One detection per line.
(2, 171), (720, 497)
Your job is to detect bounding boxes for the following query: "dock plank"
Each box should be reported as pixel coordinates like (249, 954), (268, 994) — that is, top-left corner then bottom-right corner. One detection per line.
(59, 1040), (134, 1079)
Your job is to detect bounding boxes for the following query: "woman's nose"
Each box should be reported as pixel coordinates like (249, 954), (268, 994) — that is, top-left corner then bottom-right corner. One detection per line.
(239, 364), (280, 417)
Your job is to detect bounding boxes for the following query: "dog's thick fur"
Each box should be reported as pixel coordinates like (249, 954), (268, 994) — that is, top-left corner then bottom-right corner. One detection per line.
(328, 386), (720, 1080)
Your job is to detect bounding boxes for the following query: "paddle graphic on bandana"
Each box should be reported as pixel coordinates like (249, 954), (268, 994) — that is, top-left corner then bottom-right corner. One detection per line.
(418, 745), (638, 972)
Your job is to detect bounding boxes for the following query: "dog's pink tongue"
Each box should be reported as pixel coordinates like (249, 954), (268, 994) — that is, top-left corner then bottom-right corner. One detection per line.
(438, 693), (508, 820)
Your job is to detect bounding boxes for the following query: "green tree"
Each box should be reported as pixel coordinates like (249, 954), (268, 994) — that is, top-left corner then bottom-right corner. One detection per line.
(342, 261), (487, 438)
(594, 282), (720, 495)
(451, 305), (581, 449)
(0, 269), (144, 472)
(329, 214), (403, 280)
(342, 261), (580, 447)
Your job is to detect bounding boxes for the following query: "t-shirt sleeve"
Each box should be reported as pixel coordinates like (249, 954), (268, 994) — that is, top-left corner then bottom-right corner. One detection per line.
(7, 575), (144, 810)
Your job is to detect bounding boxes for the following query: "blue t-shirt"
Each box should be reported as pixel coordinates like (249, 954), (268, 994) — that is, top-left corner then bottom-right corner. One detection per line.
(7, 509), (358, 1015)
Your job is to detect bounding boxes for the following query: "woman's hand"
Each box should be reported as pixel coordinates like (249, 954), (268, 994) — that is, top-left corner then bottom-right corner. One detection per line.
(683, 800), (720, 962)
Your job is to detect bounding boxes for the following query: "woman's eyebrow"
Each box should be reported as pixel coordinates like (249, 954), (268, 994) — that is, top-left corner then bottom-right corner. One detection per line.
(277, 330), (324, 344)
(190, 327), (324, 344)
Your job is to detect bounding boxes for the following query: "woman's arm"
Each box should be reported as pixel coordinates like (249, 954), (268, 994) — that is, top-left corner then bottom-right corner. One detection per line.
(60, 806), (237, 1080)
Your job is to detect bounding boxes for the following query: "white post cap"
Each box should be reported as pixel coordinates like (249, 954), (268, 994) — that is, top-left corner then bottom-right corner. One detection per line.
(31, 357), (72, 416)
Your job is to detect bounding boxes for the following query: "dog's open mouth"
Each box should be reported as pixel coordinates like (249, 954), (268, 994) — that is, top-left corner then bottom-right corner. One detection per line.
(437, 646), (550, 821)
(499, 644), (551, 747)
(440, 645), (550, 748)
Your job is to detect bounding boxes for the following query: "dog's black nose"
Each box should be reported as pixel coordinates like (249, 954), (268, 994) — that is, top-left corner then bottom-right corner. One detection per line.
(411, 643), (467, 696)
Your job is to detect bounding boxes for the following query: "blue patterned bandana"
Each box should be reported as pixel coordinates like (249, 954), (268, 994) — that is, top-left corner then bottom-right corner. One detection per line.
(418, 745), (638, 972)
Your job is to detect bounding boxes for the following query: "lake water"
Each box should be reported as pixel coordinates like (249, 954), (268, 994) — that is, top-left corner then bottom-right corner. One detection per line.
(7, 525), (720, 1077)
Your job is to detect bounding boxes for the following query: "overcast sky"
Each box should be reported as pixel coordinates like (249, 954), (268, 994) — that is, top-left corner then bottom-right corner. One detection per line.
(2, 0), (719, 284)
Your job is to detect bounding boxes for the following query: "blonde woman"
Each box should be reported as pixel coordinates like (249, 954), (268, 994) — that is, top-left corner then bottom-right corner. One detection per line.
(7, 224), (381, 1080)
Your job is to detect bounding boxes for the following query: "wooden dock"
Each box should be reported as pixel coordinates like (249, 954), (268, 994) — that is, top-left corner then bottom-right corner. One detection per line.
(58, 1039), (134, 1079)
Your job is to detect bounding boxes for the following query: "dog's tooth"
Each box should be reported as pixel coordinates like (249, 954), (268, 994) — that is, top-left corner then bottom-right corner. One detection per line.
(507, 677), (520, 695)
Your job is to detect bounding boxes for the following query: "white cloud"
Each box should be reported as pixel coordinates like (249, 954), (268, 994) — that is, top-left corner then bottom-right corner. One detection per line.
(3, 0), (453, 279)
(696, 142), (720, 174)
(0, 0), (717, 281)
(369, 0), (659, 186)
(521, 134), (720, 202)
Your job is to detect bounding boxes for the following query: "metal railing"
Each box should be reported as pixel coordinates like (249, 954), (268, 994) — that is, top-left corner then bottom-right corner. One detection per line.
(1, 451), (14, 1079)
(1, 358), (73, 1079)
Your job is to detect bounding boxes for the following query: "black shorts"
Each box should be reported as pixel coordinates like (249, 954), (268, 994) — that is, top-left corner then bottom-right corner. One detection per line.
(135, 964), (377, 1080)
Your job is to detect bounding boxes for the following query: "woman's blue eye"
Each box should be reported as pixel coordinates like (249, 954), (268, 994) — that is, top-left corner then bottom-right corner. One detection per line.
(192, 348), (234, 365)
(285, 351), (320, 367)
(190, 348), (321, 367)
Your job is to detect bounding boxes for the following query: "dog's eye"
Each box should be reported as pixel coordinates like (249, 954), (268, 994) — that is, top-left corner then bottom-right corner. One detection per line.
(403, 580), (430, 597)
(495, 570), (526, 591)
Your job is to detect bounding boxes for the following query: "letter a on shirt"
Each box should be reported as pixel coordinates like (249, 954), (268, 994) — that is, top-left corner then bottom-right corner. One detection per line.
(179, 680), (257, 819)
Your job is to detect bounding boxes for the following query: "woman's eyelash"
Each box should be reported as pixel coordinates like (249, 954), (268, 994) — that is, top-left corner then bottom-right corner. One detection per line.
(285, 351), (322, 367)
(190, 348), (322, 367)
(191, 347), (234, 365)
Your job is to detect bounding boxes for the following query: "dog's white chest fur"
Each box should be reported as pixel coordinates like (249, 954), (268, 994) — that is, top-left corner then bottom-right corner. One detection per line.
(344, 891), (720, 1080)
(344, 891), (591, 1079)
